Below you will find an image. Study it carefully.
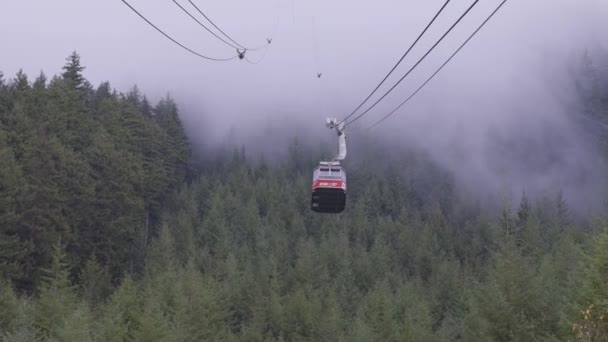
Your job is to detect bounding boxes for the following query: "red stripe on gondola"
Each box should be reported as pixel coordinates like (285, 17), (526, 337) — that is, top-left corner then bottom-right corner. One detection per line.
(312, 180), (347, 191)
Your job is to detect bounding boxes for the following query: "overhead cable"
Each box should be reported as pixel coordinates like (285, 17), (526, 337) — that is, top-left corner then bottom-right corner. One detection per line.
(340, 0), (452, 125)
(121, 0), (237, 61)
(186, 0), (270, 51)
(186, 0), (247, 49)
(345, 0), (481, 126)
(369, 0), (508, 129)
(172, 0), (239, 49)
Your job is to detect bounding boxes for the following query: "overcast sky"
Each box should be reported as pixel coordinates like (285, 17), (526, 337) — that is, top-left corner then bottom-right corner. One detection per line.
(1, 0), (606, 131)
(2, 0), (608, 211)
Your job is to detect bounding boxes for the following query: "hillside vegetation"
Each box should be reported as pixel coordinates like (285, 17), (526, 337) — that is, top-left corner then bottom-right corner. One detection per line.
(0, 53), (607, 341)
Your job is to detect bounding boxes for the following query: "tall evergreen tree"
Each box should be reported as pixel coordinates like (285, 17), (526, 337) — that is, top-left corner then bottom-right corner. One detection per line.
(32, 242), (77, 340)
(13, 70), (29, 93)
(61, 51), (85, 90)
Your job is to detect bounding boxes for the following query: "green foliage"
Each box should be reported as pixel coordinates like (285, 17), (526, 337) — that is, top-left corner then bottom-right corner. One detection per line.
(574, 224), (608, 340)
(131, 290), (171, 342)
(48, 305), (93, 342)
(61, 51), (85, 90)
(0, 131), (30, 285)
(79, 256), (111, 306)
(99, 275), (141, 342)
(0, 295), (37, 342)
(32, 243), (77, 340)
(2, 51), (608, 340)
(127, 150), (589, 341)
(0, 53), (191, 291)
(0, 281), (19, 335)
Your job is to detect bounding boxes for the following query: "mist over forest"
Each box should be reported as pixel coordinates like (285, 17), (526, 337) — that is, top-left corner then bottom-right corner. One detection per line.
(189, 47), (608, 217)
(1, 0), (608, 341)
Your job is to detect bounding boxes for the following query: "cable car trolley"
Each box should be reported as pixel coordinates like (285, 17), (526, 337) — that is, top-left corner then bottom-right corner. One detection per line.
(311, 119), (347, 213)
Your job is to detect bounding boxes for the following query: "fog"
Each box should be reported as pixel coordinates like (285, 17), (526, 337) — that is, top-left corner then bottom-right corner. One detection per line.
(2, 0), (608, 213)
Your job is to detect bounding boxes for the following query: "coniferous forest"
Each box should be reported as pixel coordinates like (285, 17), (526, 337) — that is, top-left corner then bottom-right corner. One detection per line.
(1, 53), (607, 341)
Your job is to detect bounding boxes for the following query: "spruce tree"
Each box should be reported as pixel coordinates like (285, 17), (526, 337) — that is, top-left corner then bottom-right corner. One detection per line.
(574, 224), (608, 340)
(33, 242), (77, 340)
(61, 51), (85, 90)
(13, 70), (29, 93)
(79, 256), (111, 306)
(0, 280), (20, 335)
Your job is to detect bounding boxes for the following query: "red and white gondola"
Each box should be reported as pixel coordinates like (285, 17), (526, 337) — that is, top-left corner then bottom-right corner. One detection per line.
(311, 119), (347, 213)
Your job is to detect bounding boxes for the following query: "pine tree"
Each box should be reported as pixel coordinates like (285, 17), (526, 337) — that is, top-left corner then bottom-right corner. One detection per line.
(283, 288), (318, 341)
(0, 70), (10, 114)
(79, 256), (111, 306)
(32, 72), (46, 91)
(362, 281), (395, 341)
(175, 261), (232, 341)
(32, 242), (77, 340)
(154, 95), (190, 184)
(516, 191), (530, 226)
(61, 51), (85, 90)
(1, 313), (39, 342)
(126, 85), (141, 108)
(346, 317), (376, 342)
(144, 224), (177, 277)
(140, 95), (152, 118)
(100, 276), (141, 342)
(574, 224), (608, 340)
(50, 305), (94, 342)
(469, 241), (563, 340)
(0, 130), (31, 286)
(13, 70), (29, 93)
(131, 288), (171, 342)
(0, 280), (20, 335)
(398, 299), (438, 342)
(555, 190), (570, 231)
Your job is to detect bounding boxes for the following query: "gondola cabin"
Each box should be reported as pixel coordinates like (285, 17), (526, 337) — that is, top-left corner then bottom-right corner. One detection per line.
(311, 162), (347, 213)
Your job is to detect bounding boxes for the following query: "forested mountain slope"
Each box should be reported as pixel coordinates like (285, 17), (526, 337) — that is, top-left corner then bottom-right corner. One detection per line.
(0, 52), (190, 292)
(0, 53), (607, 341)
